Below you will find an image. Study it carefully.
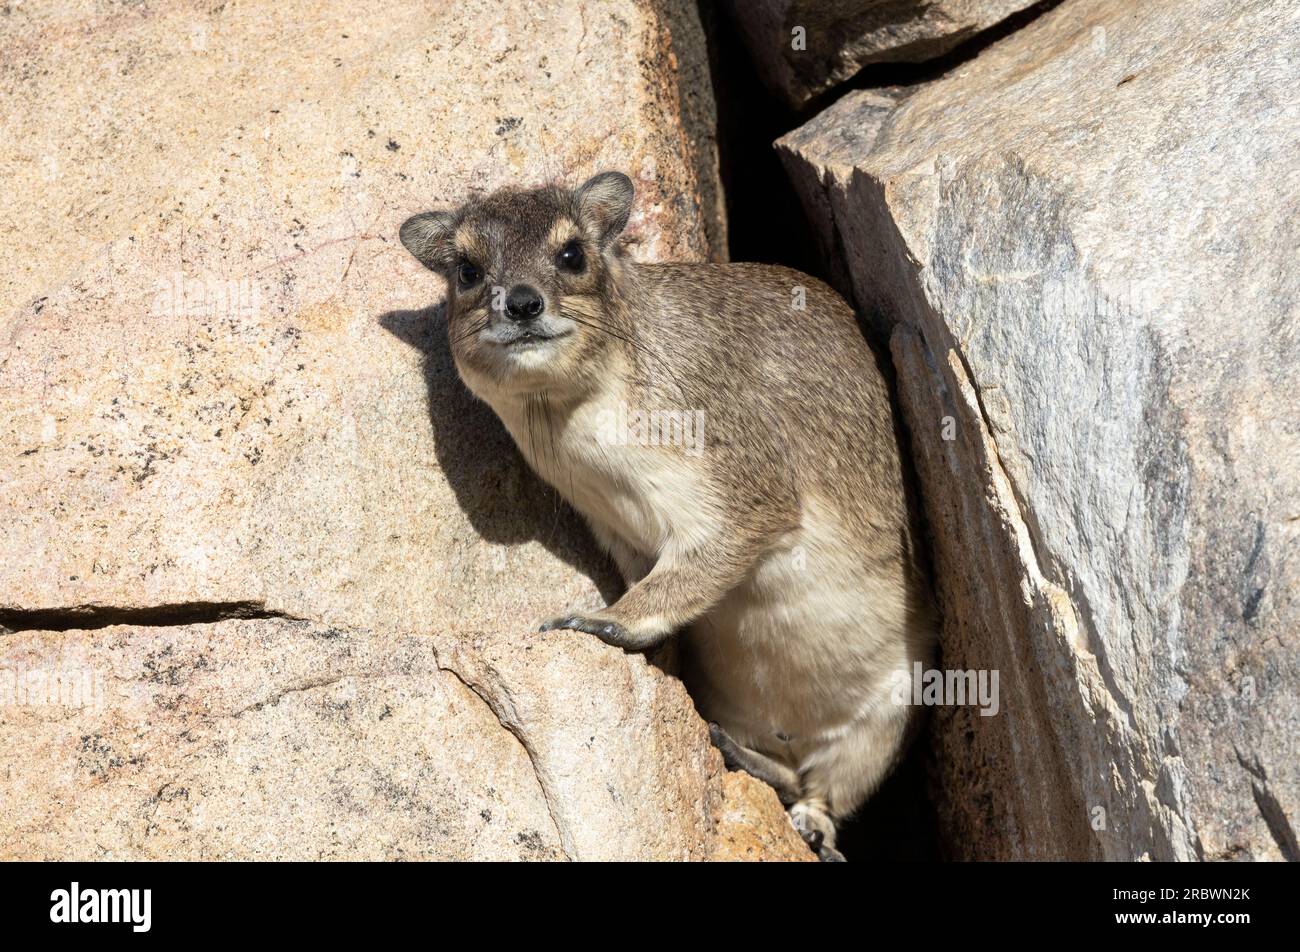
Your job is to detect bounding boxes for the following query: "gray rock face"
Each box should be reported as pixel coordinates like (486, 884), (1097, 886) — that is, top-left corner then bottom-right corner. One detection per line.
(724, 0), (1039, 108)
(0, 0), (809, 861)
(779, 0), (1299, 860)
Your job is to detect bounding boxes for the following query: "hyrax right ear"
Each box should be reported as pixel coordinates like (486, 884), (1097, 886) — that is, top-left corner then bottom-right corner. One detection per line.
(574, 171), (634, 248)
(400, 210), (456, 274)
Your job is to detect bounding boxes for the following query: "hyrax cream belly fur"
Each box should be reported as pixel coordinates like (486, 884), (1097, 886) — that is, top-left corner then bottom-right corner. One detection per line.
(400, 172), (936, 860)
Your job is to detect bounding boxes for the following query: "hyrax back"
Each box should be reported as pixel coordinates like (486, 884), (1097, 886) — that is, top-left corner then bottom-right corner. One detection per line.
(400, 172), (936, 859)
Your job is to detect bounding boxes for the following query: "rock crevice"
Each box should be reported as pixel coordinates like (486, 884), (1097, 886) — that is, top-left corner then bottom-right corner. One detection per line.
(0, 601), (303, 635)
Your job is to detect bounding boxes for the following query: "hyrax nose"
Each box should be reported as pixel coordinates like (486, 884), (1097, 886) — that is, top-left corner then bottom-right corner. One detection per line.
(504, 284), (545, 322)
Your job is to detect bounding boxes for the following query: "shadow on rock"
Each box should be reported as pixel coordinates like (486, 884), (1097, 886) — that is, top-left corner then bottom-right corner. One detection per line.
(378, 303), (622, 605)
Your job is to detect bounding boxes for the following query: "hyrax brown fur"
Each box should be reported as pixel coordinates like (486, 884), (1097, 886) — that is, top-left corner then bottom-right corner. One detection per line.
(400, 172), (936, 860)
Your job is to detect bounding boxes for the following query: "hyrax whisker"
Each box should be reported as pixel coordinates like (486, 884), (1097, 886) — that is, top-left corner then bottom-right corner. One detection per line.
(449, 317), (491, 349)
(559, 310), (692, 402)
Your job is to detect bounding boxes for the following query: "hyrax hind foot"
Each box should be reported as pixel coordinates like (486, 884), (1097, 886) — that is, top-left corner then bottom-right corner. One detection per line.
(790, 800), (846, 863)
(706, 724), (847, 862)
(707, 723), (800, 805)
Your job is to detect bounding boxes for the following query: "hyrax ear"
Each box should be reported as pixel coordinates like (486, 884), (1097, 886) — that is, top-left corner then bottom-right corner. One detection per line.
(399, 210), (456, 274)
(574, 171), (634, 247)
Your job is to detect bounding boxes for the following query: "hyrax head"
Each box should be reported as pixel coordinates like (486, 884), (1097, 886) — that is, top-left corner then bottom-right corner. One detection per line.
(400, 171), (635, 397)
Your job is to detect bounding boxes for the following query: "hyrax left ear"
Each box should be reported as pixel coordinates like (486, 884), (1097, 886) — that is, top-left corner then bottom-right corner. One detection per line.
(574, 171), (634, 247)
(399, 210), (456, 275)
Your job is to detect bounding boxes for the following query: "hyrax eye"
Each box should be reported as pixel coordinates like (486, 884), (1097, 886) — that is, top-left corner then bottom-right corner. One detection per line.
(457, 260), (483, 288)
(556, 241), (585, 273)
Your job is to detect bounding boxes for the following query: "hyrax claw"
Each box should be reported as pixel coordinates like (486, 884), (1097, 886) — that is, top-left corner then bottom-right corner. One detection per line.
(538, 616), (576, 633)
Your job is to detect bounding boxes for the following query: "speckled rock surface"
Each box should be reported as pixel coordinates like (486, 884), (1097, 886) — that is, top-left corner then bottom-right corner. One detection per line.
(0, 0), (722, 628)
(0, 0), (807, 861)
(779, 0), (1299, 860)
(1, 620), (566, 861)
(724, 0), (1038, 108)
(709, 772), (816, 861)
(0, 619), (808, 860)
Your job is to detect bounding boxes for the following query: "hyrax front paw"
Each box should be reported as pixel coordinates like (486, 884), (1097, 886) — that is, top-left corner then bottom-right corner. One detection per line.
(538, 612), (668, 651)
(539, 613), (636, 649)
